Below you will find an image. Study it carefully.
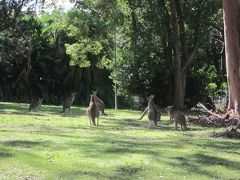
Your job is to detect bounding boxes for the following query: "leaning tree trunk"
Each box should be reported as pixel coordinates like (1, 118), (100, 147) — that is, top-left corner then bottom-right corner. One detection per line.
(222, 0), (240, 114)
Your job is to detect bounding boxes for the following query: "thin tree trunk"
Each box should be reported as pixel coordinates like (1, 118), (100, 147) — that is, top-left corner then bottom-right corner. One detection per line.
(222, 0), (240, 114)
(26, 52), (33, 101)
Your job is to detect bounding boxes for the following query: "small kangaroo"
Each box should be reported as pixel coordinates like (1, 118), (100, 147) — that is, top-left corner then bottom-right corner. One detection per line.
(86, 94), (99, 126)
(29, 98), (43, 112)
(92, 91), (107, 116)
(138, 95), (160, 127)
(62, 92), (76, 113)
(165, 105), (187, 131)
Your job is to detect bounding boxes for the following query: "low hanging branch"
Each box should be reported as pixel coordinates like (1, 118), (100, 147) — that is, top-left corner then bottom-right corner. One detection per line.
(196, 102), (223, 118)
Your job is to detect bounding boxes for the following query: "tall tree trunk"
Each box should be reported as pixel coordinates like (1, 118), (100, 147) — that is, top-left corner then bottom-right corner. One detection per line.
(26, 51), (33, 101)
(169, 0), (183, 109)
(169, 0), (199, 109)
(169, 0), (188, 109)
(222, 0), (240, 114)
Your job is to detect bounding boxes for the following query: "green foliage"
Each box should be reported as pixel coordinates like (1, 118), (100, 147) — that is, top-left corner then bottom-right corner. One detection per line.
(207, 83), (218, 93)
(65, 40), (103, 67)
(0, 0), (226, 108)
(206, 81), (228, 110)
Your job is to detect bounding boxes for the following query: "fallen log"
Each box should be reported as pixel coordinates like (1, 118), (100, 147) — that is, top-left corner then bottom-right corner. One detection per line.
(196, 102), (223, 118)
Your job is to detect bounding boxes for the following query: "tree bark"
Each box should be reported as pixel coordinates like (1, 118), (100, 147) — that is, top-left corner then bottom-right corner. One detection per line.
(169, 0), (184, 109)
(222, 0), (240, 114)
(169, 0), (199, 109)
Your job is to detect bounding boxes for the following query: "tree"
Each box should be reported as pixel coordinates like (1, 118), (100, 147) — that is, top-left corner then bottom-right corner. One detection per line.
(222, 0), (240, 114)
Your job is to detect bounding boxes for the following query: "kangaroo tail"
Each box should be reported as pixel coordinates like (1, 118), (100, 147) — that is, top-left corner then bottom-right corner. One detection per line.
(102, 106), (107, 116)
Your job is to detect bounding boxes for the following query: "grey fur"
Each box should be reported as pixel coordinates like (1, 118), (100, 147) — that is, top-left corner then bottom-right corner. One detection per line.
(165, 106), (187, 131)
(92, 91), (107, 116)
(138, 95), (161, 127)
(62, 92), (76, 113)
(29, 98), (43, 112)
(86, 94), (100, 126)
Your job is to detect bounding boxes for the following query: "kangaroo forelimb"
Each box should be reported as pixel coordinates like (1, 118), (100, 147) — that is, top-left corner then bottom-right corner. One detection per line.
(138, 107), (148, 120)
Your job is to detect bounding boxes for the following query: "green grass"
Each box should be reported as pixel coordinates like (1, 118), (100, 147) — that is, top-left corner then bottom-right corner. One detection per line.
(0, 102), (239, 180)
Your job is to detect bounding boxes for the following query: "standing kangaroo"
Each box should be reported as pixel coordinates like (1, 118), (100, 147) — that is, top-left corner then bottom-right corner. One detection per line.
(165, 105), (187, 131)
(92, 91), (107, 116)
(62, 92), (76, 113)
(138, 95), (160, 127)
(86, 94), (100, 126)
(29, 98), (43, 112)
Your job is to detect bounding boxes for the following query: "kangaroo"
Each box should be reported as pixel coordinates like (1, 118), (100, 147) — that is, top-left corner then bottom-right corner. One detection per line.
(165, 105), (187, 131)
(62, 92), (76, 113)
(138, 95), (160, 127)
(92, 91), (107, 116)
(86, 94), (100, 126)
(29, 98), (43, 112)
(154, 104), (162, 122)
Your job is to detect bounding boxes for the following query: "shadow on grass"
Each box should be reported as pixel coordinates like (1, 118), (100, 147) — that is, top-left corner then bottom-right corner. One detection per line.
(58, 170), (108, 179)
(1, 140), (49, 148)
(0, 110), (47, 116)
(0, 102), (86, 117)
(192, 153), (240, 168)
(168, 153), (240, 178)
(188, 139), (240, 153)
(0, 102), (28, 111)
(111, 165), (143, 180)
(0, 151), (12, 158)
(168, 156), (214, 178)
(45, 106), (86, 117)
(100, 118), (178, 132)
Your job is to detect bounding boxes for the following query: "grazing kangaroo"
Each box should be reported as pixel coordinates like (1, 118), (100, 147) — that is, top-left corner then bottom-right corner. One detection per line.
(86, 94), (99, 126)
(165, 105), (187, 131)
(92, 91), (107, 116)
(29, 98), (43, 112)
(138, 95), (160, 127)
(62, 92), (76, 113)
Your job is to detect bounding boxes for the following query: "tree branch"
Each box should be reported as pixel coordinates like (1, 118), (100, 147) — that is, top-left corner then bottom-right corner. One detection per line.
(182, 41), (198, 73)
(196, 102), (223, 118)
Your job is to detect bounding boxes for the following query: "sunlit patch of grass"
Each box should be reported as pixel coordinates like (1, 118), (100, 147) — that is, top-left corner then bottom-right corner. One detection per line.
(0, 101), (239, 179)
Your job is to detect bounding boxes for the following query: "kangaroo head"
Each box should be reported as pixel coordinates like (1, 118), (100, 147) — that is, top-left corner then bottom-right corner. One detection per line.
(71, 92), (76, 96)
(148, 95), (155, 101)
(165, 105), (173, 112)
(92, 90), (97, 96)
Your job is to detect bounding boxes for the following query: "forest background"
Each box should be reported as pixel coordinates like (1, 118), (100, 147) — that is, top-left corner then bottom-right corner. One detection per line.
(0, 0), (225, 110)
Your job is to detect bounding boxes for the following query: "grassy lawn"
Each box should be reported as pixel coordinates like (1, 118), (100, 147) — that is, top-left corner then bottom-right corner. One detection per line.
(0, 102), (239, 180)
